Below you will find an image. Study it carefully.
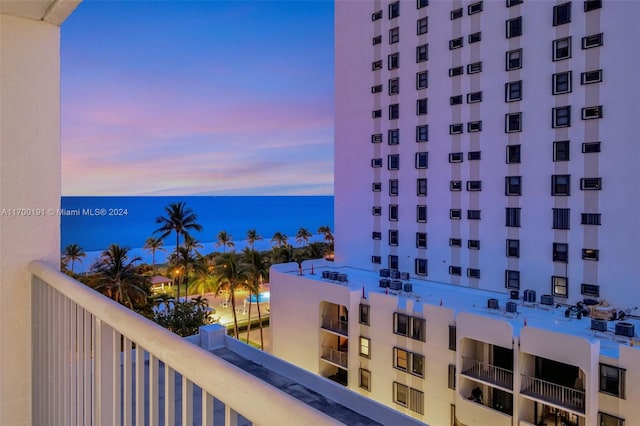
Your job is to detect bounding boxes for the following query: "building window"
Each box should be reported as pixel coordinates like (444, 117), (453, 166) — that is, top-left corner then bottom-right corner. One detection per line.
(598, 413), (624, 426)
(552, 106), (571, 128)
(389, 255), (399, 270)
(411, 317), (426, 342)
(468, 1), (483, 14)
(388, 53), (399, 70)
(582, 106), (603, 120)
(553, 37), (571, 61)
(450, 123), (464, 134)
(450, 181), (462, 191)
(469, 32), (481, 43)
(506, 270), (520, 289)
(372, 109), (382, 118)
(372, 10), (383, 21)
(553, 243), (568, 263)
(417, 98), (428, 115)
(417, 17), (429, 34)
(416, 125), (429, 142)
(371, 133), (382, 144)
(581, 177), (602, 190)
(372, 231), (381, 240)
(360, 336), (371, 358)
(552, 175), (571, 195)
(506, 145), (521, 164)
(448, 364), (456, 390)
(389, 27), (400, 44)
(468, 240), (480, 250)
(507, 0), (523, 6)
(581, 283), (600, 297)
(467, 121), (482, 132)
(467, 210), (481, 220)
(372, 182), (381, 192)
(467, 91), (482, 103)
(389, 179), (399, 196)
(467, 62), (482, 74)
(582, 142), (601, 153)
(507, 239), (520, 258)
(393, 382), (408, 406)
(388, 78), (399, 95)
(467, 268), (480, 278)
(449, 238), (462, 247)
(415, 258), (427, 276)
(414, 233), (427, 249)
(389, 1), (400, 19)
(371, 84), (383, 93)
(389, 104), (399, 120)
(389, 204), (398, 221)
(599, 364), (626, 399)
(448, 325), (456, 351)
(505, 81), (522, 102)
(372, 255), (381, 264)
(371, 158), (382, 168)
(467, 181), (482, 191)
(372, 206), (382, 216)
(417, 178), (427, 196)
(359, 368), (371, 391)
(582, 248), (599, 261)
(581, 69), (603, 84)
(554, 140), (570, 161)
(372, 35), (382, 46)
(505, 112), (522, 132)
(417, 205), (427, 223)
(506, 17), (522, 38)
(506, 208), (521, 227)
(388, 129), (399, 145)
(450, 209), (462, 220)
(372, 60), (383, 71)
(449, 266), (462, 275)
(450, 95), (463, 105)
(417, 0), (429, 9)
(415, 152), (428, 169)
(449, 66), (464, 77)
(450, 8), (463, 20)
(582, 33), (603, 49)
(416, 71), (428, 89)
(416, 44), (428, 62)
(553, 71), (572, 94)
(581, 213), (601, 225)
(506, 49), (522, 70)
(411, 353), (425, 377)
(449, 152), (463, 163)
(394, 313), (409, 336)
(552, 276), (568, 297)
(553, 208), (570, 230)
(505, 176), (522, 196)
(468, 151), (481, 160)
(584, 0), (602, 12)
(449, 37), (463, 50)
(553, 2), (571, 26)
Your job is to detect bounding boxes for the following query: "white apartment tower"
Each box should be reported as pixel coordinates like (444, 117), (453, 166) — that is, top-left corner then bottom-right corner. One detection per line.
(271, 1), (640, 426)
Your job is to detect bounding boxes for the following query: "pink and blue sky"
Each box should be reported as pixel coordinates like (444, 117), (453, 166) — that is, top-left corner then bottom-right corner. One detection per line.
(61, 0), (334, 196)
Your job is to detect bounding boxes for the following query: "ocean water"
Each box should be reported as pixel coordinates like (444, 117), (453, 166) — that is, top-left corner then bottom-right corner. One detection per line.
(61, 196), (333, 272)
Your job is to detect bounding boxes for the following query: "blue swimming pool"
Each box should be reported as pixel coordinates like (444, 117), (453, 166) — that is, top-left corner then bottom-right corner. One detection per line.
(246, 291), (270, 303)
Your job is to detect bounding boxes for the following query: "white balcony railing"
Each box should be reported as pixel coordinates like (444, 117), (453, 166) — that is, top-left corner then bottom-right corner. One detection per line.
(320, 346), (348, 369)
(320, 316), (349, 335)
(30, 261), (339, 426)
(520, 374), (585, 413)
(461, 357), (513, 389)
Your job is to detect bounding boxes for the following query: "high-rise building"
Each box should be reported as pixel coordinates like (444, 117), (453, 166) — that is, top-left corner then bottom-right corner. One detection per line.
(271, 1), (640, 425)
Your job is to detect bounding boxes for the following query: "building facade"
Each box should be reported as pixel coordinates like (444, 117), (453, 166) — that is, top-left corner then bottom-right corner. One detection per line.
(271, 1), (640, 425)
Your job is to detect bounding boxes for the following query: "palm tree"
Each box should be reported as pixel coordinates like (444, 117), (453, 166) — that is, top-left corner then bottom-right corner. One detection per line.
(271, 231), (288, 248)
(143, 237), (164, 272)
(183, 234), (203, 255)
(246, 229), (262, 250)
(305, 241), (326, 259)
(214, 252), (248, 339)
(243, 248), (269, 349)
(216, 230), (235, 253)
(154, 202), (203, 299)
(153, 293), (175, 313)
(175, 246), (198, 300)
(295, 228), (313, 247)
(90, 244), (149, 309)
(190, 257), (219, 297)
(62, 244), (86, 273)
(316, 225), (334, 245)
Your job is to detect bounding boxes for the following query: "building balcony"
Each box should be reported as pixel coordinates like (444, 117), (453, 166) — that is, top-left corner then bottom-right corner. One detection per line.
(320, 345), (348, 369)
(461, 357), (514, 390)
(520, 374), (585, 413)
(321, 316), (349, 336)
